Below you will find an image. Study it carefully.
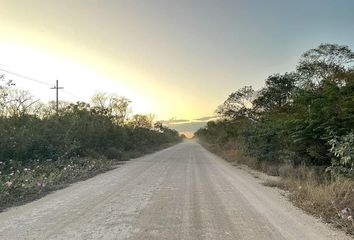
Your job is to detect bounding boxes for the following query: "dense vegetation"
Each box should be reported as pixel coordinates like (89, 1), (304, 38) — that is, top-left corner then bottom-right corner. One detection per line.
(0, 82), (180, 209)
(195, 43), (354, 232)
(196, 43), (354, 176)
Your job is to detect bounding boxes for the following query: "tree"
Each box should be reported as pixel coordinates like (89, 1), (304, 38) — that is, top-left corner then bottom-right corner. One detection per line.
(4, 89), (39, 117)
(297, 43), (354, 88)
(154, 121), (163, 131)
(37, 100), (70, 118)
(128, 114), (154, 129)
(253, 73), (298, 112)
(197, 43), (354, 170)
(91, 92), (131, 125)
(0, 75), (15, 117)
(217, 86), (255, 119)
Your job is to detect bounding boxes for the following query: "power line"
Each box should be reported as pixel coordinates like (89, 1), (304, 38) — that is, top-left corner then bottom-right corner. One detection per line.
(0, 67), (52, 87)
(0, 67), (85, 102)
(62, 90), (85, 101)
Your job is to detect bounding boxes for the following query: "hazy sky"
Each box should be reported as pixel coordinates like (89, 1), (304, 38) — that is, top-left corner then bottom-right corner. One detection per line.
(0, 0), (353, 122)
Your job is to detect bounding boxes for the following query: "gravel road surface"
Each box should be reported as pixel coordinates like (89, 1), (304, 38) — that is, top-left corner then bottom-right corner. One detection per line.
(0, 141), (350, 240)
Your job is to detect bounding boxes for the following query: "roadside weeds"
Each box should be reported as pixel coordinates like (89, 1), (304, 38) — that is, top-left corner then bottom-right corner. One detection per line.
(0, 142), (177, 212)
(199, 141), (354, 237)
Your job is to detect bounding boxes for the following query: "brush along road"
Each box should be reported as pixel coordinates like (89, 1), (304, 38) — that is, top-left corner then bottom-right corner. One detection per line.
(0, 141), (350, 240)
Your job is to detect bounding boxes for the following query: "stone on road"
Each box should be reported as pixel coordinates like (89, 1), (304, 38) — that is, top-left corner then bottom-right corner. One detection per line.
(0, 141), (350, 240)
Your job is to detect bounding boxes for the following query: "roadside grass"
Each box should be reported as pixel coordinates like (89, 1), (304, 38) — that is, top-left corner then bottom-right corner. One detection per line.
(201, 141), (279, 176)
(199, 141), (354, 236)
(0, 142), (177, 211)
(267, 174), (354, 235)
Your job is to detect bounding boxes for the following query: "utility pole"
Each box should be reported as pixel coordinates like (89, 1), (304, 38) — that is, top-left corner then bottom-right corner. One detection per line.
(51, 80), (63, 115)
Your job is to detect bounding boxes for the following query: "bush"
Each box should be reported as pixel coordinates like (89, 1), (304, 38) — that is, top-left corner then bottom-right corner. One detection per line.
(105, 147), (123, 160)
(0, 90), (181, 209)
(0, 157), (112, 209)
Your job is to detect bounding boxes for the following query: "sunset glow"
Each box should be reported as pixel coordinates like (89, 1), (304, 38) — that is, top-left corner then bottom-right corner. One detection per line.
(0, 1), (353, 237)
(1, 0), (353, 129)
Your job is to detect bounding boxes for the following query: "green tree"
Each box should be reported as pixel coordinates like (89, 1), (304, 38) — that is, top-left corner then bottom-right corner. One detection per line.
(254, 73), (298, 112)
(217, 86), (255, 119)
(297, 43), (354, 88)
(196, 43), (354, 172)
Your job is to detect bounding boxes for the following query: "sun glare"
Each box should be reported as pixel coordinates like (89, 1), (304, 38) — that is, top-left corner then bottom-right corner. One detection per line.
(0, 40), (159, 116)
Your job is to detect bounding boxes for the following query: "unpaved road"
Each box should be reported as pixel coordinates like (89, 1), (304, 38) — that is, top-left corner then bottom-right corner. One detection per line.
(0, 141), (350, 240)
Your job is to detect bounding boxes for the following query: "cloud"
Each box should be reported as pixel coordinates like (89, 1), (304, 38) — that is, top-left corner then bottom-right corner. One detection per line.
(193, 115), (217, 121)
(169, 119), (190, 124)
(160, 118), (190, 124)
(160, 116), (216, 133)
(166, 121), (207, 133)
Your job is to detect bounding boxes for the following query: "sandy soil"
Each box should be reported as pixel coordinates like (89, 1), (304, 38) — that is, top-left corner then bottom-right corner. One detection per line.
(0, 140), (351, 240)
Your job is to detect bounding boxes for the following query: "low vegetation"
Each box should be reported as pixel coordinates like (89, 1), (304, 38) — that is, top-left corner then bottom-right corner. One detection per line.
(0, 82), (180, 210)
(195, 43), (354, 234)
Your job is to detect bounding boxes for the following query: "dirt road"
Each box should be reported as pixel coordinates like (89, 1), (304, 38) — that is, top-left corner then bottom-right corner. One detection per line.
(0, 141), (350, 239)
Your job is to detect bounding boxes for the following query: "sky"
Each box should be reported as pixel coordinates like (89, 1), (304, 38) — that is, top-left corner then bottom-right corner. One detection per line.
(0, 0), (353, 131)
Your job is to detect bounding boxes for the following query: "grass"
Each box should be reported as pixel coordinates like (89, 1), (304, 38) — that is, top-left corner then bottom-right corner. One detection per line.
(199, 140), (354, 236)
(200, 141), (280, 176)
(270, 173), (354, 235)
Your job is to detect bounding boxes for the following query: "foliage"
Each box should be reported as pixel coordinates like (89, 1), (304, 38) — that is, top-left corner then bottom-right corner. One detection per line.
(253, 73), (298, 112)
(196, 43), (354, 177)
(0, 86), (180, 208)
(297, 43), (354, 88)
(216, 86), (255, 119)
(327, 131), (354, 177)
(90, 92), (131, 125)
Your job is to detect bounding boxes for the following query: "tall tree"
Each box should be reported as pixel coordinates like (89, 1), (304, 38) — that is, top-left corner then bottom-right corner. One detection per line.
(217, 86), (255, 119)
(253, 73), (298, 112)
(91, 92), (131, 125)
(297, 43), (354, 88)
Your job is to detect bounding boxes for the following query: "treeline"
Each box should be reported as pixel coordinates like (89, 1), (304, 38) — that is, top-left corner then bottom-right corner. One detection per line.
(0, 80), (180, 208)
(196, 43), (354, 178)
(0, 86), (180, 165)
